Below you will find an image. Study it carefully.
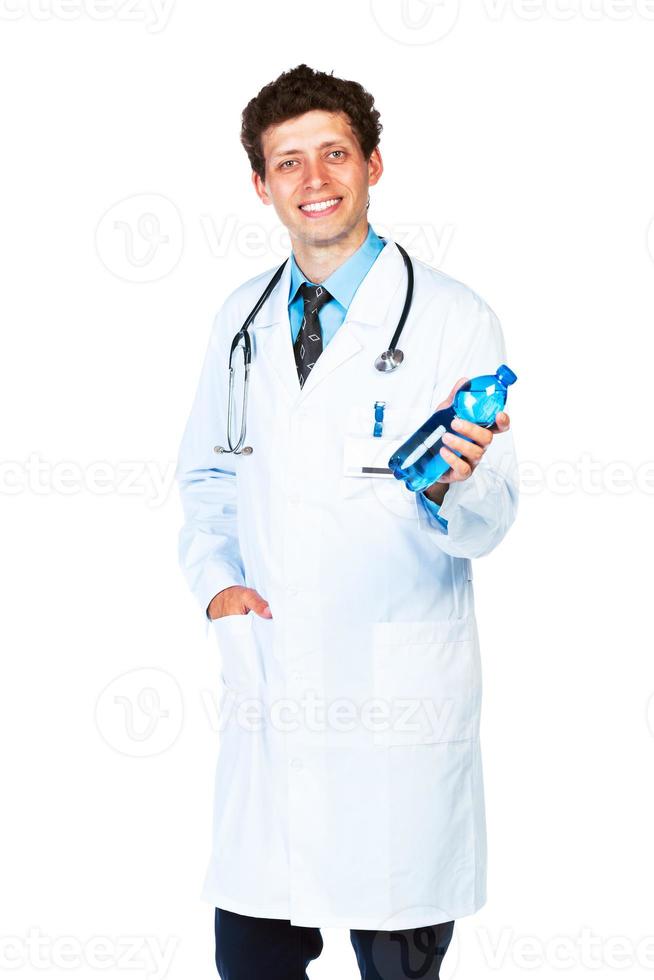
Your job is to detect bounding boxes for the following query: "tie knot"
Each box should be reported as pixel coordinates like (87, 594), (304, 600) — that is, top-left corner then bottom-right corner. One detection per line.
(299, 282), (332, 314)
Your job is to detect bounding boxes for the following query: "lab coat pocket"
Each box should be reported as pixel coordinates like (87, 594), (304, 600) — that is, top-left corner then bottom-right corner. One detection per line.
(339, 433), (418, 522)
(211, 612), (261, 698)
(372, 614), (480, 747)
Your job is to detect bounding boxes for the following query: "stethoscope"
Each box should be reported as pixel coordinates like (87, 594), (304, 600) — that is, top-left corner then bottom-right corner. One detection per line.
(215, 241), (414, 455)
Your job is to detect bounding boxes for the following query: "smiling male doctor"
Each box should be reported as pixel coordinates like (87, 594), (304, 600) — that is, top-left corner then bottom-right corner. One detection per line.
(176, 64), (519, 980)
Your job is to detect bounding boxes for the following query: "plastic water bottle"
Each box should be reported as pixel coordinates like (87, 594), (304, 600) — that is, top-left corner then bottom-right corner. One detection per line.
(388, 364), (518, 493)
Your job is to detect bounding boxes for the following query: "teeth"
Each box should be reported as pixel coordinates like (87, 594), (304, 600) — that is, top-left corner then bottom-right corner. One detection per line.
(301, 198), (341, 213)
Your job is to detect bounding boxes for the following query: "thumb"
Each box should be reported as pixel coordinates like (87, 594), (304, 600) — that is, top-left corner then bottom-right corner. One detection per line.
(247, 590), (273, 619)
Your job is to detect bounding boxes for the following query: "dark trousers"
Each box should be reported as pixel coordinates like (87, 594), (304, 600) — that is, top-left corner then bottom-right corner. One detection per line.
(214, 906), (455, 979)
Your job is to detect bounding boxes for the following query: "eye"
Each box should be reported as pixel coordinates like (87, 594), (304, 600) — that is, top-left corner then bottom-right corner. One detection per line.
(328, 150), (345, 159)
(279, 160), (296, 169)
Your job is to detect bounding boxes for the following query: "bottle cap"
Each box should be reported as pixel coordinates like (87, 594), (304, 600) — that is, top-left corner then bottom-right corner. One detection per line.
(496, 364), (517, 386)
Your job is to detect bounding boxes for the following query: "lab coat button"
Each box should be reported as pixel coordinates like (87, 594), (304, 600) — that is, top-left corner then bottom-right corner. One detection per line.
(290, 757), (303, 771)
(291, 671), (302, 682)
(287, 586), (299, 596)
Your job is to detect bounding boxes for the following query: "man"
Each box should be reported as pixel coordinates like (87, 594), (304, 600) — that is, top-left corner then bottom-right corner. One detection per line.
(176, 64), (519, 979)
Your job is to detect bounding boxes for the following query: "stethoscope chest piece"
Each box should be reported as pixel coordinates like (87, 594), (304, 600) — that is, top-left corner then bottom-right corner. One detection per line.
(374, 348), (404, 372)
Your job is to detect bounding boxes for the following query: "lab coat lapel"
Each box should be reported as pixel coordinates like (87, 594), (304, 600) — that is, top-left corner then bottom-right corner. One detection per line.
(253, 238), (406, 406)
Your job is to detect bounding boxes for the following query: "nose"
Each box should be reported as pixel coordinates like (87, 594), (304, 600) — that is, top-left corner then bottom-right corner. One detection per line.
(303, 155), (330, 191)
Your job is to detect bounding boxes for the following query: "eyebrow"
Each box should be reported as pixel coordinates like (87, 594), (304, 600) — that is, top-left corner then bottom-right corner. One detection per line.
(270, 140), (350, 161)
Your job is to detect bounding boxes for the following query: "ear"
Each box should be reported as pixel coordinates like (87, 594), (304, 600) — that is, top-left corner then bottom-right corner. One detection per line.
(252, 170), (271, 206)
(367, 146), (383, 189)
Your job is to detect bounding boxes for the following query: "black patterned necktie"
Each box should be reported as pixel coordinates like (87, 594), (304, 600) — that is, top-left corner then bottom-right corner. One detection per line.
(293, 282), (332, 389)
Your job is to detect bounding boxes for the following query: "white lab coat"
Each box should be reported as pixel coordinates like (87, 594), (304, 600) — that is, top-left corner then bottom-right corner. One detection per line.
(175, 238), (519, 929)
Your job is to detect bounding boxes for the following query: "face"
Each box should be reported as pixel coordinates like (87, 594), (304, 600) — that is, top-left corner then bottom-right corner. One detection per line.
(252, 109), (383, 247)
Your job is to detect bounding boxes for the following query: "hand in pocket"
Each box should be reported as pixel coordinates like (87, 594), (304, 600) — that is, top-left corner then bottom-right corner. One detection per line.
(207, 586), (272, 621)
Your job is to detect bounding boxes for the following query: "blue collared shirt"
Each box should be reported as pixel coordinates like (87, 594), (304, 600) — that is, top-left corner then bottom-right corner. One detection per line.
(288, 223), (448, 529)
(288, 223), (385, 346)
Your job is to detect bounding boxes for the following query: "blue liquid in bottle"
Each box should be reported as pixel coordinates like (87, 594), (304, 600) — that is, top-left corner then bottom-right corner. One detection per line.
(388, 364), (518, 493)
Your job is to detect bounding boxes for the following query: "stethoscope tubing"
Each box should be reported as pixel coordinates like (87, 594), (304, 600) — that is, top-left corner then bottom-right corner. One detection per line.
(218, 242), (414, 454)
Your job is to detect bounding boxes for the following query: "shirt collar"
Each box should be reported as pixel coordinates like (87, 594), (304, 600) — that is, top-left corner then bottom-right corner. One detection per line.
(288, 223), (386, 310)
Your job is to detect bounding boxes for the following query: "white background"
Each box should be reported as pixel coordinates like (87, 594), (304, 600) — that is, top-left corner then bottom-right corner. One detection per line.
(1, 1), (653, 977)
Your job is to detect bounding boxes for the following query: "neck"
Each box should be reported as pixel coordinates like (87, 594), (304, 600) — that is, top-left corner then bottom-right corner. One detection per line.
(291, 217), (369, 284)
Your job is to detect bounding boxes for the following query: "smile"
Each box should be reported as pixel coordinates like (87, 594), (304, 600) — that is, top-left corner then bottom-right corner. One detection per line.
(299, 197), (342, 216)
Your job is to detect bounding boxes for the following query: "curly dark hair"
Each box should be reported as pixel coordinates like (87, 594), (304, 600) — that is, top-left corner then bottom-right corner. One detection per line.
(241, 64), (383, 181)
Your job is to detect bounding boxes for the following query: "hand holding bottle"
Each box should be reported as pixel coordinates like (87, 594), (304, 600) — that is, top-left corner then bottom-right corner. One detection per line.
(388, 365), (517, 495)
(424, 377), (512, 498)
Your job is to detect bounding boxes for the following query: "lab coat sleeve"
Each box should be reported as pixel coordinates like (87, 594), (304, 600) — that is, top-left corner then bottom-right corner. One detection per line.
(175, 304), (246, 636)
(414, 290), (519, 558)
(419, 490), (449, 530)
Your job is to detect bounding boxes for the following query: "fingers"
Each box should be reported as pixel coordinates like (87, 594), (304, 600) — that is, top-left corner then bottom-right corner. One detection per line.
(439, 444), (473, 480)
(440, 416), (492, 479)
(441, 431), (485, 468)
(210, 586), (273, 619)
(450, 417), (493, 446)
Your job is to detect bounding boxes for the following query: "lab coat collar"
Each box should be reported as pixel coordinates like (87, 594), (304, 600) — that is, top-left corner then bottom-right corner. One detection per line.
(251, 238), (407, 406)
